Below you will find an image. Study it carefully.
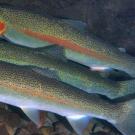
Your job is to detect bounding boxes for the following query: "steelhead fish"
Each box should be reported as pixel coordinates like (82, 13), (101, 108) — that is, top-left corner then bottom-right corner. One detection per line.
(0, 62), (135, 135)
(0, 7), (135, 78)
(0, 40), (135, 99)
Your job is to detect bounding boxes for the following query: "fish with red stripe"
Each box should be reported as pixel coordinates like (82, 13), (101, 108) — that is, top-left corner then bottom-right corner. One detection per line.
(0, 7), (135, 78)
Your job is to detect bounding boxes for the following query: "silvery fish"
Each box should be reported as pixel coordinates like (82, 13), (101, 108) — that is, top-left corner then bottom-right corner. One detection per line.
(0, 62), (135, 135)
(0, 40), (135, 99)
(0, 7), (135, 78)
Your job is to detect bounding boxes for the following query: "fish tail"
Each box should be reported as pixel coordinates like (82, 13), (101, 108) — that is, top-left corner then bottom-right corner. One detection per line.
(114, 98), (135, 135)
(117, 79), (135, 98)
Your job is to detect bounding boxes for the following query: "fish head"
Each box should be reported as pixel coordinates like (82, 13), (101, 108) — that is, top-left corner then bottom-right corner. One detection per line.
(0, 8), (17, 36)
(0, 20), (6, 35)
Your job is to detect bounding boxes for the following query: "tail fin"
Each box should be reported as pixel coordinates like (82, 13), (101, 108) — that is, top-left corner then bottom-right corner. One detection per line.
(116, 79), (135, 98)
(114, 99), (135, 135)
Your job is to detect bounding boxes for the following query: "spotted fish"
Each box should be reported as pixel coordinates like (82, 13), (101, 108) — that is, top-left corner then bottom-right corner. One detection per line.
(0, 40), (135, 99)
(0, 62), (135, 135)
(0, 7), (135, 78)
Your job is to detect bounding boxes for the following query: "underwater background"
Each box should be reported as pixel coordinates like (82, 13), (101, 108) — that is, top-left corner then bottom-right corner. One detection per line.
(0, 0), (134, 135)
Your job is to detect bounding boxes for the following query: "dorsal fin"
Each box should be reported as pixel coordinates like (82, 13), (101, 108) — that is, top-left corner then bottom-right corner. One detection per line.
(61, 19), (87, 33)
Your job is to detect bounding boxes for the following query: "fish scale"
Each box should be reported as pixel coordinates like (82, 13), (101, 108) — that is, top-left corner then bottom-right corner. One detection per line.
(0, 7), (135, 78)
(0, 41), (135, 99)
(0, 62), (134, 135)
(0, 62), (124, 118)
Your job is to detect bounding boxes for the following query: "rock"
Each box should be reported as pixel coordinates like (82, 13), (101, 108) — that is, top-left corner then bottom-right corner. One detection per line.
(39, 127), (53, 135)
(52, 121), (73, 135)
(0, 123), (9, 135)
(90, 131), (111, 135)
(6, 113), (21, 128)
(15, 128), (31, 135)
(24, 122), (39, 134)
(84, 118), (122, 135)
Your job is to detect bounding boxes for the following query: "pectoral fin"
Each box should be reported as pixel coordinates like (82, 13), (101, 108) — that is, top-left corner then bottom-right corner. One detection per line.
(36, 45), (67, 61)
(66, 115), (92, 135)
(20, 107), (47, 128)
(3, 28), (53, 48)
(32, 67), (60, 80)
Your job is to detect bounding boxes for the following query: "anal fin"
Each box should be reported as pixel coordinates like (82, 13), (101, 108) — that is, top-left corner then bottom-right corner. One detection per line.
(20, 107), (47, 128)
(67, 115), (92, 135)
(36, 45), (67, 62)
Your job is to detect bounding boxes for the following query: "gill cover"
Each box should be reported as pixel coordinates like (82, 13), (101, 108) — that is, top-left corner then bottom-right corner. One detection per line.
(0, 21), (6, 35)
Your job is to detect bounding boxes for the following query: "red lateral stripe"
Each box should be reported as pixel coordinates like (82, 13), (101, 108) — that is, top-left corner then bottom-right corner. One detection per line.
(22, 29), (109, 61)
